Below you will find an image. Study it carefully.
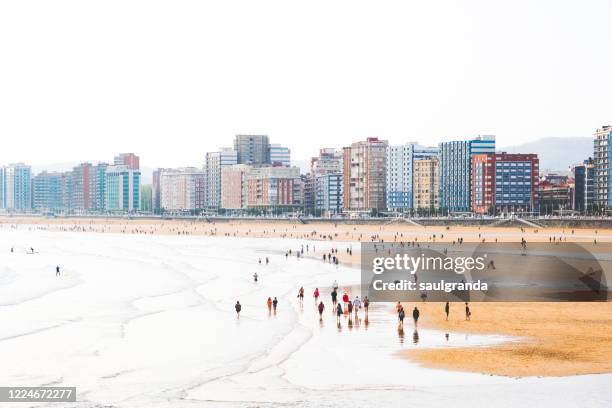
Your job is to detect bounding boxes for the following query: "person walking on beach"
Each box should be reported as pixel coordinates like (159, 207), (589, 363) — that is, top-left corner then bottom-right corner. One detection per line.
(342, 292), (349, 311)
(266, 257), (269, 265)
(273, 297), (278, 313)
(465, 302), (471, 321)
(353, 296), (361, 316)
(298, 287), (304, 306)
(445, 302), (450, 320)
(56, 265), (61, 277)
(331, 289), (338, 308)
(313, 288), (320, 303)
(267, 297), (272, 313)
(317, 301), (325, 320)
(336, 303), (343, 323)
(253, 272), (258, 283)
(347, 300), (353, 315)
(395, 301), (402, 314)
(398, 306), (405, 328)
(235, 301), (242, 318)
(363, 296), (369, 317)
(332, 280), (339, 291)
(413, 306), (420, 327)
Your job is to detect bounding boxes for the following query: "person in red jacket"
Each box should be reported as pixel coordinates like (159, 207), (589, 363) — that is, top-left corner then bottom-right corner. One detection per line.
(313, 288), (320, 303)
(342, 292), (350, 314)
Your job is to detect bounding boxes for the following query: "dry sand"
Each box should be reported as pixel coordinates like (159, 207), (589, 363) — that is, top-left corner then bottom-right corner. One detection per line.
(2, 216), (612, 377)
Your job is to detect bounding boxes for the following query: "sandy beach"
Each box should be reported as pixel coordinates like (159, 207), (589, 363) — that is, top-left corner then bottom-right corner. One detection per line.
(2, 216), (612, 380)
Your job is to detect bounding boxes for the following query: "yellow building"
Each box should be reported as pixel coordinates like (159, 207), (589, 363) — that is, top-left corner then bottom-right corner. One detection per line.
(413, 158), (439, 211)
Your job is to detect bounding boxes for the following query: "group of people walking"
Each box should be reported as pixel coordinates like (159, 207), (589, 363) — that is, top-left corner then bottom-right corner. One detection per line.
(396, 303), (419, 328)
(313, 282), (370, 323)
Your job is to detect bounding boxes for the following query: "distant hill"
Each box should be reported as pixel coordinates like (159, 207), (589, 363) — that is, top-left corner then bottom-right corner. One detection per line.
(499, 137), (592, 172)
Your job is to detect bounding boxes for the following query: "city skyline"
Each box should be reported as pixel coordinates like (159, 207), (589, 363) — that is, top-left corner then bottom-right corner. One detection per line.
(1, 1), (612, 167)
(0, 127), (605, 216)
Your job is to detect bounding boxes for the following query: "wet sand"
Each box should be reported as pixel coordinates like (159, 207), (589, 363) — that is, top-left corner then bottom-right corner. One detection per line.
(2, 216), (612, 377)
(400, 301), (612, 377)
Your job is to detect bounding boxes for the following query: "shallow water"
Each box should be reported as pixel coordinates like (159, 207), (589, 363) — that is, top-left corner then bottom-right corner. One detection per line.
(0, 229), (610, 407)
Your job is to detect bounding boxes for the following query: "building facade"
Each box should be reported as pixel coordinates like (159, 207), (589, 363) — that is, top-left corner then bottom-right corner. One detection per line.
(33, 171), (62, 211)
(269, 144), (291, 167)
(71, 163), (93, 211)
(3, 163), (32, 211)
(90, 163), (108, 211)
(471, 154), (496, 214)
(104, 165), (141, 212)
(0, 167), (5, 209)
(221, 164), (251, 210)
(413, 158), (439, 213)
(234, 135), (270, 165)
(305, 148), (343, 214)
(494, 153), (539, 214)
(593, 125), (612, 211)
(245, 166), (301, 210)
(342, 138), (388, 212)
(386, 143), (437, 211)
(315, 173), (343, 215)
(159, 167), (205, 211)
(439, 136), (495, 213)
(539, 176), (573, 215)
(573, 158), (595, 213)
(114, 153), (140, 169)
(205, 148), (238, 210)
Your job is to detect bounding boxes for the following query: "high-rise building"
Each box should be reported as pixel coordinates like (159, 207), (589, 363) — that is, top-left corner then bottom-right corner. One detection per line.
(342, 138), (388, 212)
(572, 158), (595, 213)
(3, 163), (32, 211)
(0, 167), (5, 209)
(114, 153), (140, 169)
(439, 136), (495, 212)
(471, 154), (496, 214)
(71, 163), (93, 211)
(269, 144), (291, 167)
(60, 172), (73, 211)
(90, 163), (108, 211)
(311, 148), (343, 175)
(593, 125), (612, 211)
(305, 148), (343, 214)
(205, 148), (238, 210)
(386, 143), (437, 211)
(315, 173), (343, 215)
(413, 158), (439, 212)
(245, 166), (301, 210)
(471, 152), (539, 214)
(221, 164), (251, 210)
(33, 171), (63, 211)
(104, 165), (141, 212)
(234, 135), (270, 165)
(493, 153), (539, 214)
(152, 168), (164, 213)
(159, 167), (205, 211)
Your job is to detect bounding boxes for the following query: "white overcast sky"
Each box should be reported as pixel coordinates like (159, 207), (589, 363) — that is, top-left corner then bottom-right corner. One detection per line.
(1, 0), (611, 168)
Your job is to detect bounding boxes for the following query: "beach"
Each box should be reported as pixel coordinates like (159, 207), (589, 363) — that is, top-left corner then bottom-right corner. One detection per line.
(0, 216), (612, 406)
